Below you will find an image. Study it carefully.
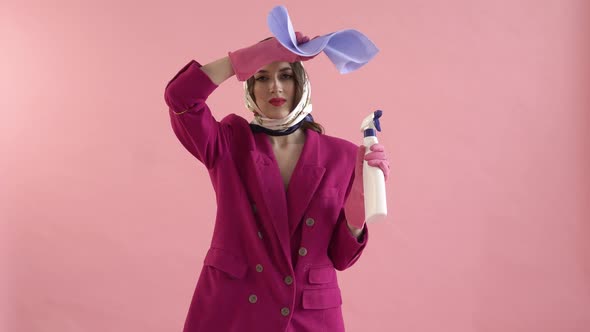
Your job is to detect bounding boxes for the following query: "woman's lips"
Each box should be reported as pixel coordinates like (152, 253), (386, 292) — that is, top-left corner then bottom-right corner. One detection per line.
(269, 98), (286, 106)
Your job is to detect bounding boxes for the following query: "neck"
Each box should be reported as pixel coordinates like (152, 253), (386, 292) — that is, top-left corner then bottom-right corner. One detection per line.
(268, 128), (306, 147)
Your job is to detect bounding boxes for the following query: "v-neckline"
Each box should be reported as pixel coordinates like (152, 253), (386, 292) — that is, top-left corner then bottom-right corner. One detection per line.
(263, 130), (309, 195)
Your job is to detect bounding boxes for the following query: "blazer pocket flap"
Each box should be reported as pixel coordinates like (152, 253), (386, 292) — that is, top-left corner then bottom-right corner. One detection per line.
(302, 288), (342, 309)
(308, 266), (336, 284)
(204, 248), (248, 279)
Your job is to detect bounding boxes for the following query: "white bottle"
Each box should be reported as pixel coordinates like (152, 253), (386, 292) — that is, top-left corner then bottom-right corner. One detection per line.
(360, 110), (387, 223)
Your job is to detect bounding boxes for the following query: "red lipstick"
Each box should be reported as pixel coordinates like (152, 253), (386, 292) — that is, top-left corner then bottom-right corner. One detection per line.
(269, 98), (286, 106)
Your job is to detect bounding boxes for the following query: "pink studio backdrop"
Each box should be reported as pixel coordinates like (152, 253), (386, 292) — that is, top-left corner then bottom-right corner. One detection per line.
(1, 0), (589, 331)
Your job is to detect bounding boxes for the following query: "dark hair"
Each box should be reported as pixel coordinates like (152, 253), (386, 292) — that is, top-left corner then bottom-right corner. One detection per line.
(246, 61), (324, 134)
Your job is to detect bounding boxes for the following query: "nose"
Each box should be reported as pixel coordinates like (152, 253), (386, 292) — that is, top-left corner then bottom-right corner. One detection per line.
(269, 77), (283, 93)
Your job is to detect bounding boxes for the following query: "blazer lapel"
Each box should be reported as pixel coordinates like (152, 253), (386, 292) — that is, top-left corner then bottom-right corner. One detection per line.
(286, 130), (325, 237)
(248, 135), (291, 265)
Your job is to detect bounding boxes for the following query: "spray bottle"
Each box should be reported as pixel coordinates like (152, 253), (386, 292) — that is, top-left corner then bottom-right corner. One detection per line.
(360, 110), (387, 223)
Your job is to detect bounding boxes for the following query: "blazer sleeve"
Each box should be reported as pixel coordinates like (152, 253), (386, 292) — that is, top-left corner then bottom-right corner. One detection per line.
(328, 166), (369, 271)
(164, 60), (233, 169)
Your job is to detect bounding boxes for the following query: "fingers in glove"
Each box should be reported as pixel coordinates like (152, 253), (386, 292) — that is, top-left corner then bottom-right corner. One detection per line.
(367, 159), (389, 168)
(364, 151), (387, 161)
(295, 31), (310, 43)
(367, 160), (390, 181)
(369, 143), (385, 152)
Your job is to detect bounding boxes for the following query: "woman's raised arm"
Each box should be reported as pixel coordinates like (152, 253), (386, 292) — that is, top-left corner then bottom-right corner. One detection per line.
(200, 56), (235, 86)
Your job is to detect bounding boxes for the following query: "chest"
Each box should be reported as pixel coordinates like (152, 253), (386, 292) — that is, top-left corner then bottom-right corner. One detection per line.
(272, 144), (304, 191)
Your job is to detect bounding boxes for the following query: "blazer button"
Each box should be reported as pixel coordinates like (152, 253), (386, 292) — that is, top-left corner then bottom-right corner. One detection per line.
(256, 264), (263, 272)
(249, 294), (258, 304)
(257, 231), (263, 240)
(284, 276), (293, 285)
(281, 307), (290, 316)
(305, 217), (315, 226)
(298, 247), (308, 256)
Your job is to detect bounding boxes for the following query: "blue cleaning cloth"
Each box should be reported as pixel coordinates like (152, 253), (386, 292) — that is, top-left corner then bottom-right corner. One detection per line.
(267, 5), (379, 74)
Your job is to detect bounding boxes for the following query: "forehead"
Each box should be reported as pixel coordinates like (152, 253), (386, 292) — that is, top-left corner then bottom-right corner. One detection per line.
(257, 61), (293, 73)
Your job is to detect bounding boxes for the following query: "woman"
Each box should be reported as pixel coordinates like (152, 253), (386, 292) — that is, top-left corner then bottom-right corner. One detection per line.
(164, 32), (390, 332)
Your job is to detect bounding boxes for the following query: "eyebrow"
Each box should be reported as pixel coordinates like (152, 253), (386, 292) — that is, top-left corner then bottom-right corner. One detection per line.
(256, 67), (293, 74)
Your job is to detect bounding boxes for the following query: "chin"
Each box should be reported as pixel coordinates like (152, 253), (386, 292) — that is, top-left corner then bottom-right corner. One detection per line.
(265, 110), (290, 119)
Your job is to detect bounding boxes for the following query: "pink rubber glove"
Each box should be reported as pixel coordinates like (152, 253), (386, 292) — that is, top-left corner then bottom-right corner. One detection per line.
(228, 32), (317, 81)
(344, 144), (390, 230)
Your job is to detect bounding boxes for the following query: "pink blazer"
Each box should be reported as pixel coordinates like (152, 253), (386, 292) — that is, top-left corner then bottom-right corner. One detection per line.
(164, 60), (369, 332)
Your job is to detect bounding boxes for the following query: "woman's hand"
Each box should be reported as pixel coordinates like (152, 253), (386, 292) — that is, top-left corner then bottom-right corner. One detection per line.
(345, 143), (390, 235)
(228, 31), (317, 81)
(363, 143), (390, 181)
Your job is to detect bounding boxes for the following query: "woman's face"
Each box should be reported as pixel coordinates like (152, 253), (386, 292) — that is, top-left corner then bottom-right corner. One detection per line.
(253, 61), (296, 119)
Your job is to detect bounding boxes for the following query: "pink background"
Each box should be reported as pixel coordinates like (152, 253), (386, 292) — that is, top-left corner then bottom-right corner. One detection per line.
(2, 0), (589, 331)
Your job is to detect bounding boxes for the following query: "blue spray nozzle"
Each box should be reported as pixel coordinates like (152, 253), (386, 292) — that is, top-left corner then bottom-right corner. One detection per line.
(374, 110), (382, 132)
(361, 109), (383, 137)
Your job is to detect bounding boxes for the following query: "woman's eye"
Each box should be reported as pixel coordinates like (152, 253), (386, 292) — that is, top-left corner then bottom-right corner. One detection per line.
(255, 76), (268, 81)
(281, 74), (293, 79)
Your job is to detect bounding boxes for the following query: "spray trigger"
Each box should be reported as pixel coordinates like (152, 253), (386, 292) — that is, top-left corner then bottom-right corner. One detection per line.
(373, 110), (382, 132)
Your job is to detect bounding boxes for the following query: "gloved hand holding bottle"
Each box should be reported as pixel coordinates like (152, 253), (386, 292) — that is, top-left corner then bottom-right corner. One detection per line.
(345, 111), (390, 236)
